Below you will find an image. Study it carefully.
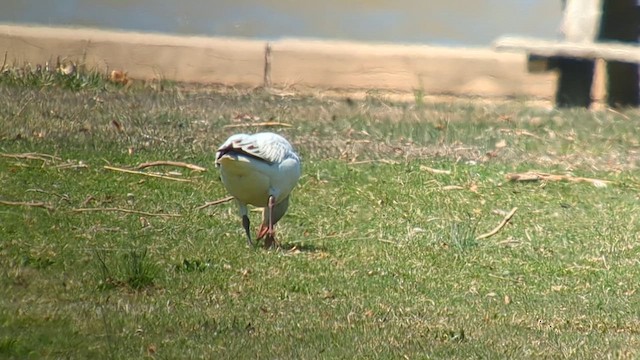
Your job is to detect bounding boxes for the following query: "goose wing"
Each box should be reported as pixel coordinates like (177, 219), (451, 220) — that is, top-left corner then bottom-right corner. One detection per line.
(216, 132), (298, 165)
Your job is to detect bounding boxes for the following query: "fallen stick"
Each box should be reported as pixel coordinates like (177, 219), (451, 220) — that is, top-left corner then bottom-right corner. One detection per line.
(476, 207), (517, 241)
(135, 161), (206, 172)
(420, 165), (452, 175)
(103, 166), (192, 182)
(1, 152), (61, 162)
(0, 200), (54, 210)
(196, 196), (234, 210)
(13, 95), (35, 120)
(71, 207), (181, 217)
(488, 273), (522, 283)
(606, 107), (630, 120)
(223, 122), (292, 129)
(26, 188), (70, 202)
(55, 162), (89, 169)
(506, 172), (610, 187)
(348, 159), (398, 165)
(499, 128), (543, 140)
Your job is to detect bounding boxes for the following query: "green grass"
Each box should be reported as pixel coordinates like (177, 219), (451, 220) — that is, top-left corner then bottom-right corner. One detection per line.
(1, 79), (640, 359)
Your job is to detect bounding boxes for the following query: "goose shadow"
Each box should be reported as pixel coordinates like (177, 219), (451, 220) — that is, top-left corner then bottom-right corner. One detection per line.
(277, 242), (327, 253)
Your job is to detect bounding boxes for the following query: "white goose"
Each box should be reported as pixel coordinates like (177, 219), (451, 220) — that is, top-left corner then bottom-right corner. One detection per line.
(215, 132), (301, 247)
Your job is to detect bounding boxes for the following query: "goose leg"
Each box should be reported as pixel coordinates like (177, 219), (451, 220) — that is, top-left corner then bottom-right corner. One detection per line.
(242, 215), (252, 246)
(268, 196), (275, 236)
(264, 196), (277, 248)
(256, 196), (278, 248)
(239, 203), (252, 246)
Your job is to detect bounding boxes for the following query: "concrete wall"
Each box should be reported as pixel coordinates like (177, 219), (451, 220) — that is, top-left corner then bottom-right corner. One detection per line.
(0, 24), (556, 99)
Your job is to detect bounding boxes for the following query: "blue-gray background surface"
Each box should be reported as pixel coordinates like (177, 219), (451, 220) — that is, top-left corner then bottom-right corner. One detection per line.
(2, 0), (562, 46)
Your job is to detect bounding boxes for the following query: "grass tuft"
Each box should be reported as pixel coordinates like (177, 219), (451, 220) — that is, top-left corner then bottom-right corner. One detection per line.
(93, 249), (117, 290)
(1, 62), (111, 90)
(93, 248), (158, 290)
(121, 248), (157, 290)
(444, 217), (479, 251)
(20, 254), (55, 269)
(176, 258), (212, 273)
(0, 337), (28, 358)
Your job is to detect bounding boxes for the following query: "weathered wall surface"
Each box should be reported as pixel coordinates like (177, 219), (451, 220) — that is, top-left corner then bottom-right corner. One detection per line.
(0, 24), (555, 99)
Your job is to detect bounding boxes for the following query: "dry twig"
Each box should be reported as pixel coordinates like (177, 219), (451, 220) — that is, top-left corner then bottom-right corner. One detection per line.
(223, 122), (292, 129)
(55, 162), (89, 169)
(196, 196), (234, 210)
(488, 273), (522, 283)
(606, 107), (630, 120)
(476, 207), (518, 241)
(1, 152), (61, 162)
(499, 128), (543, 140)
(506, 172), (610, 188)
(103, 166), (192, 182)
(442, 185), (465, 191)
(420, 165), (452, 175)
(347, 159), (398, 165)
(13, 94), (35, 120)
(0, 200), (54, 211)
(26, 188), (70, 202)
(71, 207), (181, 217)
(135, 161), (206, 172)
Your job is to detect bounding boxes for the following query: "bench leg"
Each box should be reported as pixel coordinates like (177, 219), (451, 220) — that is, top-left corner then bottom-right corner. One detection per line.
(599, 0), (639, 107)
(606, 62), (639, 108)
(555, 58), (594, 108)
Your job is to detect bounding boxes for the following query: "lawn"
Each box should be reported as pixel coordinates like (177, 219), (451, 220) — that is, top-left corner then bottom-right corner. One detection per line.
(1, 71), (640, 359)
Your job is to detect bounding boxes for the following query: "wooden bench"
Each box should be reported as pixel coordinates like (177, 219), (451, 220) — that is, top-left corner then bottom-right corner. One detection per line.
(494, 0), (639, 108)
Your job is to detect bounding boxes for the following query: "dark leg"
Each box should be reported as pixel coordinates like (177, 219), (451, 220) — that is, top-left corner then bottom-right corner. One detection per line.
(268, 196), (275, 236)
(242, 215), (252, 246)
